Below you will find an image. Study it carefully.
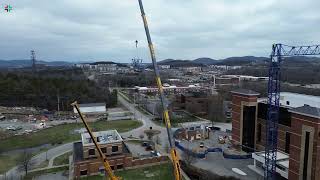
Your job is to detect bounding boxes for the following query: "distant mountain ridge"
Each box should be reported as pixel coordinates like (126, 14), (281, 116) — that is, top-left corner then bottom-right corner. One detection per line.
(1, 55), (319, 68)
(158, 56), (320, 66)
(0, 60), (73, 68)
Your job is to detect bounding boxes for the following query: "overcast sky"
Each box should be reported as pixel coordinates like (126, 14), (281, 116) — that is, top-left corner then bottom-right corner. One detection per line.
(0, 0), (319, 63)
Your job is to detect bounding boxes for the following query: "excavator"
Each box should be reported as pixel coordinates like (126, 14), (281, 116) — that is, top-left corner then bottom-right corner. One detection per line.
(72, 1), (182, 180)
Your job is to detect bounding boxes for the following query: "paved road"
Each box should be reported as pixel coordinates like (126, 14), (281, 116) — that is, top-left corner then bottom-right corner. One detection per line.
(2, 143), (73, 180)
(118, 94), (169, 149)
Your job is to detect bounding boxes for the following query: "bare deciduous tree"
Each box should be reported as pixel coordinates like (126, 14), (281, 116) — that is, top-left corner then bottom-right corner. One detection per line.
(18, 149), (34, 175)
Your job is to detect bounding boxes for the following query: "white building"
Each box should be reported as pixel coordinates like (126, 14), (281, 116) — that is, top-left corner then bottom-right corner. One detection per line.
(209, 65), (242, 70)
(178, 66), (202, 73)
(222, 75), (269, 81)
(134, 84), (205, 94)
(159, 65), (171, 69)
(74, 103), (106, 114)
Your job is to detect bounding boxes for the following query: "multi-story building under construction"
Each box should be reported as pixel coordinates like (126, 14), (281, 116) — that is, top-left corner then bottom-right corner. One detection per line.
(231, 89), (320, 180)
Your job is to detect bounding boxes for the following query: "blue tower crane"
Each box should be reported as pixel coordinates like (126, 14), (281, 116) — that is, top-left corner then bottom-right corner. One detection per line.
(265, 44), (320, 179)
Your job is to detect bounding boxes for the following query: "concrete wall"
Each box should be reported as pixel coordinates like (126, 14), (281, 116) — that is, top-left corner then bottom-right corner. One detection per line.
(73, 155), (169, 179)
(73, 154), (133, 179)
(255, 118), (291, 153)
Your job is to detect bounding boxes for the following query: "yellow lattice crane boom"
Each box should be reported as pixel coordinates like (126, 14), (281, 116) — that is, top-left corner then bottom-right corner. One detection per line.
(137, 1), (182, 179)
(71, 101), (120, 180)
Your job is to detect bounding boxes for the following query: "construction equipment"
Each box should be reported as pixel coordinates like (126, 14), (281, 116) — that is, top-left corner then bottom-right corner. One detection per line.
(31, 50), (36, 73)
(71, 101), (120, 180)
(265, 44), (320, 180)
(132, 40), (143, 72)
(137, 1), (182, 180)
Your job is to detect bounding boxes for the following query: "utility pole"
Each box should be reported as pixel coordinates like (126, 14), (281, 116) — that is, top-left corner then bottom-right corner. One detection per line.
(31, 50), (36, 73)
(57, 91), (60, 119)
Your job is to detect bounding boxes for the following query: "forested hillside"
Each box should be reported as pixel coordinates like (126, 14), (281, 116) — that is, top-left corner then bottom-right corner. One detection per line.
(0, 68), (117, 110)
(226, 65), (320, 84)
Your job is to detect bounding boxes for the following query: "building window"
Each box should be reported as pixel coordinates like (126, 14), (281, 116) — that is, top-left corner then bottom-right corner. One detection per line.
(286, 101), (290, 105)
(101, 147), (107, 153)
(285, 132), (290, 154)
(117, 165), (123, 169)
(303, 132), (310, 180)
(111, 166), (114, 170)
(89, 149), (95, 155)
(112, 146), (118, 152)
(257, 124), (262, 142)
(258, 103), (267, 120)
(80, 170), (87, 176)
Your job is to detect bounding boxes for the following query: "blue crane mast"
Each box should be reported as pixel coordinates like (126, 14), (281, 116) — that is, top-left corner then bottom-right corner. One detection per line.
(265, 44), (320, 180)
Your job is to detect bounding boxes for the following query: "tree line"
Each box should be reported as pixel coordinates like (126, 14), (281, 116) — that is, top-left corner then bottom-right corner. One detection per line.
(226, 65), (320, 84)
(0, 68), (117, 111)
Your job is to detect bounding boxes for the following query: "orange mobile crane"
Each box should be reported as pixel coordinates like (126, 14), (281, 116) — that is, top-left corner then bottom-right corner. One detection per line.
(137, 0), (182, 180)
(71, 102), (120, 180)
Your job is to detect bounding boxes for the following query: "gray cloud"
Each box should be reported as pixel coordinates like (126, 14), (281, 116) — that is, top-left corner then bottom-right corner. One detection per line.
(0, 0), (319, 62)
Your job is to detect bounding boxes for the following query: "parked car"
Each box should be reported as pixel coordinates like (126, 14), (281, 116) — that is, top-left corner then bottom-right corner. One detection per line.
(0, 115), (5, 121)
(6, 126), (15, 131)
(151, 151), (161, 157)
(6, 126), (22, 131)
(142, 142), (150, 147)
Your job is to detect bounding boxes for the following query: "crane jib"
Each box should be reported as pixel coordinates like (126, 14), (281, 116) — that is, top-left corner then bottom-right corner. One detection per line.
(137, 0), (182, 180)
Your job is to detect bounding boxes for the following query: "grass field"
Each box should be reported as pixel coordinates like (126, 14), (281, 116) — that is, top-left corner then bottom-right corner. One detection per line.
(0, 153), (21, 174)
(53, 151), (72, 166)
(24, 166), (69, 180)
(0, 147), (51, 174)
(33, 160), (49, 169)
(0, 120), (142, 152)
(83, 163), (174, 180)
(0, 120), (142, 173)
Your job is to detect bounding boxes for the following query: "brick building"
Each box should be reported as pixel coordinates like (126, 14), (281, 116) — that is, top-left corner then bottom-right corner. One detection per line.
(71, 130), (169, 179)
(172, 93), (209, 116)
(230, 89), (320, 180)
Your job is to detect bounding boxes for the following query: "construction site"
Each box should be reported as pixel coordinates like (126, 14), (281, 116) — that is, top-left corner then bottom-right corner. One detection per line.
(0, 0), (320, 180)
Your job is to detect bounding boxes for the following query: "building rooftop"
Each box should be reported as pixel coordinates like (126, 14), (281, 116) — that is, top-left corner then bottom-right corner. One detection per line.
(289, 105), (320, 118)
(81, 130), (123, 146)
(78, 103), (106, 107)
(280, 92), (320, 108)
(231, 89), (260, 96)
